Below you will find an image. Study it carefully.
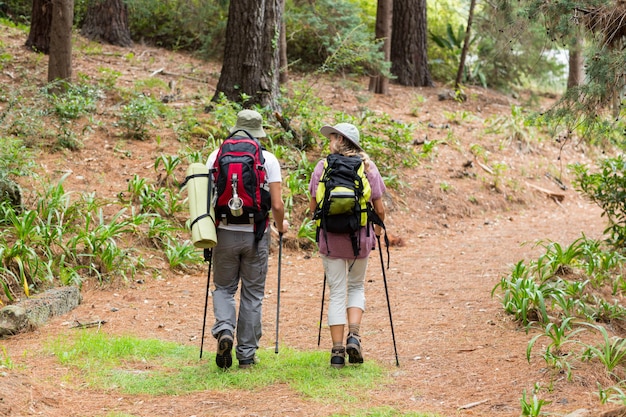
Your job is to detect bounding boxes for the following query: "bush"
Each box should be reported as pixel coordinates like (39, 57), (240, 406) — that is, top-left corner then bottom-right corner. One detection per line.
(125, 0), (227, 57)
(285, 0), (388, 76)
(572, 156), (626, 247)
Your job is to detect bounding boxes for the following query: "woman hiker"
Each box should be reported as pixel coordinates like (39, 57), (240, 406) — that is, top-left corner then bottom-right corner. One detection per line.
(308, 122), (386, 369)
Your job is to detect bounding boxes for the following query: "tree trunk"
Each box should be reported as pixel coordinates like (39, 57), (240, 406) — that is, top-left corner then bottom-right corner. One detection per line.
(567, 37), (584, 89)
(390, 0), (433, 87)
(80, 0), (132, 47)
(279, 0), (288, 84)
(455, 0), (476, 90)
(369, 0), (392, 94)
(26, 0), (53, 54)
(48, 0), (73, 84)
(213, 0), (283, 110)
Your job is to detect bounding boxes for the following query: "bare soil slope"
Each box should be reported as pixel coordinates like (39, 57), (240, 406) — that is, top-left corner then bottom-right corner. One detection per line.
(0, 30), (617, 416)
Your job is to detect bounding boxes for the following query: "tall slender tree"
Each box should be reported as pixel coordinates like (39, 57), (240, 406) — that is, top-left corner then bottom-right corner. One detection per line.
(567, 36), (584, 89)
(279, 0), (288, 84)
(390, 0), (433, 87)
(369, 0), (392, 94)
(48, 0), (73, 84)
(213, 0), (283, 110)
(455, 0), (477, 91)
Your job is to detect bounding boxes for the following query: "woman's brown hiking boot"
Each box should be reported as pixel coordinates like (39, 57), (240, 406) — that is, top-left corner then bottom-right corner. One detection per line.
(346, 333), (363, 364)
(330, 346), (345, 369)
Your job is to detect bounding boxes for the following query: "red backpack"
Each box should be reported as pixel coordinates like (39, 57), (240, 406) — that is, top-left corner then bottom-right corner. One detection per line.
(212, 129), (271, 241)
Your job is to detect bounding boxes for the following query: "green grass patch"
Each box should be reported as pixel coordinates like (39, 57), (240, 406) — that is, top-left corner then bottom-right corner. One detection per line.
(331, 407), (441, 417)
(47, 331), (388, 403)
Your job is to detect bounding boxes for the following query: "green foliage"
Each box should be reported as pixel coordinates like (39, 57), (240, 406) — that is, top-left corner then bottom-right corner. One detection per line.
(117, 94), (162, 140)
(154, 154), (183, 187)
(492, 261), (550, 327)
(340, 111), (421, 174)
(125, 0), (228, 56)
(581, 323), (626, 376)
(484, 105), (540, 152)
(0, 175), (157, 300)
(164, 239), (203, 270)
(0, 345), (13, 369)
(517, 0), (626, 124)
(44, 82), (102, 120)
(471, 0), (566, 92)
(0, 136), (33, 176)
(430, 23), (486, 87)
(571, 156), (626, 247)
(493, 233), (626, 328)
(526, 317), (585, 362)
(0, 1), (31, 25)
(285, 0), (388, 77)
(520, 389), (550, 417)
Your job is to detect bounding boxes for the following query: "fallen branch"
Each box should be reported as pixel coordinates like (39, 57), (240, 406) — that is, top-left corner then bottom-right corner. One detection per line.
(474, 159), (493, 175)
(71, 320), (107, 329)
(526, 182), (565, 202)
(458, 399), (490, 410)
(148, 68), (209, 84)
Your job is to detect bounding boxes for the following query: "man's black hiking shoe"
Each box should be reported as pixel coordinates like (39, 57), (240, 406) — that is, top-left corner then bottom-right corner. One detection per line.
(346, 333), (363, 364)
(330, 346), (345, 369)
(216, 330), (233, 369)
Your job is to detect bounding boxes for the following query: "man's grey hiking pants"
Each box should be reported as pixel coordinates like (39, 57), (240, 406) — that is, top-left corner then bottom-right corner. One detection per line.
(211, 228), (269, 362)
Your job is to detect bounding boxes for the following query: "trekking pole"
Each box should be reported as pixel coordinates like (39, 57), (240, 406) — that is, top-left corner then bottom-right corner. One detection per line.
(274, 232), (284, 354)
(377, 235), (399, 367)
(317, 273), (326, 346)
(199, 248), (213, 360)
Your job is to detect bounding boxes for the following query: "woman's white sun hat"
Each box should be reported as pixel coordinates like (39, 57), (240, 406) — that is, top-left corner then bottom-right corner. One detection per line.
(320, 122), (363, 151)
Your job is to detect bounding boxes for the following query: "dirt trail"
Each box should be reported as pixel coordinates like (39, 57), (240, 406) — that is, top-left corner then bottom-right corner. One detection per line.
(1, 188), (609, 417)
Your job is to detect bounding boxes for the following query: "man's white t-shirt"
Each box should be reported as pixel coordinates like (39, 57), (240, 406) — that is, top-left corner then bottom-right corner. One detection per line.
(206, 148), (281, 232)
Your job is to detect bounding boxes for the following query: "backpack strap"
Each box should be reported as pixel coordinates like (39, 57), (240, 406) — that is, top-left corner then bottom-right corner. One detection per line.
(367, 203), (390, 269)
(228, 128), (256, 141)
(181, 172), (217, 230)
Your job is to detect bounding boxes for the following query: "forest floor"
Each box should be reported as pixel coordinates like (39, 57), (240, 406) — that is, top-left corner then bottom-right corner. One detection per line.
(0, 27), (620, 417)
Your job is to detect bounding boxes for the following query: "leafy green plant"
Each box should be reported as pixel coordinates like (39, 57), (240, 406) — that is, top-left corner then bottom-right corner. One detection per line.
(418, 139), (442, 161)
(532, 237), (585, 281)
(45, 82), (102, 120)
(65, 208), (138, 281)
(154, 154), (182, 187)
(95, 67), (122, 90)
(526, 317), (585, 362)
(597, 383), (626, 405)
(117, 94), (161, 140)
(429, 23), (485, 87)
(492, 261), (549, 326)
(442, 109), (477, 125)
(0, 345), (13, 369)
(469, 143), (488, 163)
(485, 105), (537, 152)
(439, 182), (452, 192)
(571, 157), (626, 247)
(164, 239), (203, 270)
(126, 175), (149, 204)
(580, 323), (626, 376)
(519, 389), (550, 416)
(297, 217), (317, 244)
(0, 136), (34, 175)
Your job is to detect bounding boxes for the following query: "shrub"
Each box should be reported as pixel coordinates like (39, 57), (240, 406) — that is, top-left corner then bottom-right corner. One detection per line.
(571, 156), (626, 247)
